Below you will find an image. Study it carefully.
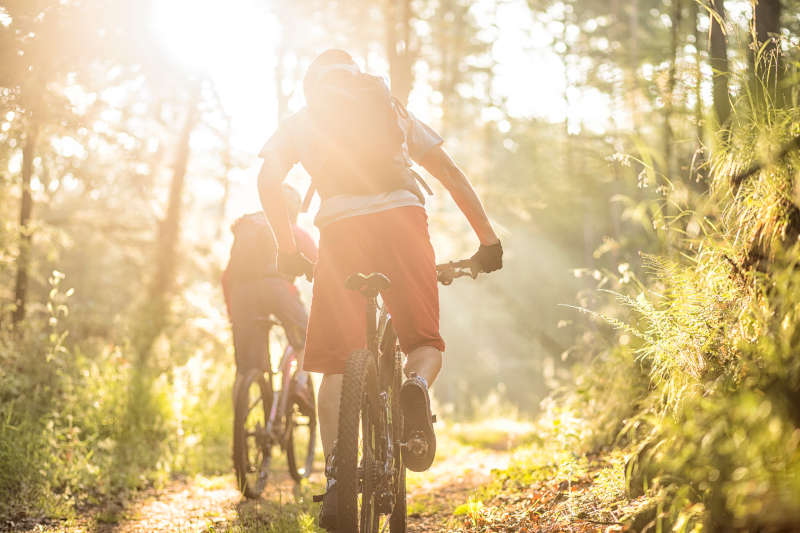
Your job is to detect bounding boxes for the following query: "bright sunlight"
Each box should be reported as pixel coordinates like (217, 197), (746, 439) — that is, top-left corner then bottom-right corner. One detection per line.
(3, 0), (799, 531)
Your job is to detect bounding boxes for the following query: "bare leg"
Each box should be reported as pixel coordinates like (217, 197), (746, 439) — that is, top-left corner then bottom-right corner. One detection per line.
(294, 347), (308, 387)
(318, 373), (343, 457)
(404, 346), (442, 386)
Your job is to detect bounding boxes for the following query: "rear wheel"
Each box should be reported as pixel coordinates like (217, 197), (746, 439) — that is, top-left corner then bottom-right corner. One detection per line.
(286, 375), (317, 483)
(337, 349), (380, 532)
(233, 369), (272, 498)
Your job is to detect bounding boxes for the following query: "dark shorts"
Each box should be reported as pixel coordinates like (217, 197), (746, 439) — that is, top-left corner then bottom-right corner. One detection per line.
(229, 277), (308, 372)
(304, 206), (445, 375)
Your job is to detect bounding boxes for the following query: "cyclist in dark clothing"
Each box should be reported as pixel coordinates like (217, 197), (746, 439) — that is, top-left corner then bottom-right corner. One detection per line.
(222, 185), (318, 412)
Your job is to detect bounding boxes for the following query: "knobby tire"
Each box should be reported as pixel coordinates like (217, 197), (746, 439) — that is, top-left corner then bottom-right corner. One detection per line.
(233, 368), (272, 499)
(286, 376), (317, 483)
(337, 349), (380, 532)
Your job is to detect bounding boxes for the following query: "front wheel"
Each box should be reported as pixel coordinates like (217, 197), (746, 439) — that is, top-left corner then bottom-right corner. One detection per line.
(286, 374), (317, 483)
(233, 369), (272, 498)
(337, 349), (380, 532)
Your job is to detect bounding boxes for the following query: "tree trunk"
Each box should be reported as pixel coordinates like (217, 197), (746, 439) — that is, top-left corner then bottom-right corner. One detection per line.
(12, 119), (39, 326)
(751, 0), (782, 107)
(663, 0), (682, 180)
(690, 0), (706, 185)
(436, 0), (457, 135)
(216, 118), (232, 240)
(560, 8), (573, 180)
(626, 0), (642, 131)
(136, 86), (200, 361)
(385, 0), (414, 104)
(691, 0), (703, 144)
(709, 0), (732, 127)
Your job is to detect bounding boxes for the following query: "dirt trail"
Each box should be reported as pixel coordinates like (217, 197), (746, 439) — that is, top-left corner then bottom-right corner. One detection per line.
(25, 445), (510, 532)
(406, 446), (510, 532)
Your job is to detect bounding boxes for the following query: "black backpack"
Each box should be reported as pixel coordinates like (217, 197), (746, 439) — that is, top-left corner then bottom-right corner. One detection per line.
(226, 213), (277, 281)
(303, 65), (423, 202)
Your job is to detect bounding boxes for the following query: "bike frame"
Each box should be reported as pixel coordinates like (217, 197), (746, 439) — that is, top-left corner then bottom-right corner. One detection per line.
(255, 318), (302, 448)
(265, 341), (297, 443)
(234, 316), (316, 498)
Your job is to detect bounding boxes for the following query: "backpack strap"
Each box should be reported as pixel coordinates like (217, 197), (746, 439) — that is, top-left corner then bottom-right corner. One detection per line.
(410, 169), (434, 196)
(392, 96), (409, 119)
(301, 184), (316, 213)
(392, 98), (433, 198)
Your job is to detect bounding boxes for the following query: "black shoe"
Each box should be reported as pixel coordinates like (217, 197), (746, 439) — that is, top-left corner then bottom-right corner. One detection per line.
(317, 480), (337, 531)
(400, 374), (436, 472)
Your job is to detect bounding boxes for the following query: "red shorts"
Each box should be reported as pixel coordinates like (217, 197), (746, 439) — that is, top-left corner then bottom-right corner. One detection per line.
(304, 206), (445, 374)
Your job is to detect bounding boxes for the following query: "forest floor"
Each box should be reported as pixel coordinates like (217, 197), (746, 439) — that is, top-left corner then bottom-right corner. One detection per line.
(14, 419), (649, 532)
(12, 420), (654, 533)
(17, 421), (541, 533)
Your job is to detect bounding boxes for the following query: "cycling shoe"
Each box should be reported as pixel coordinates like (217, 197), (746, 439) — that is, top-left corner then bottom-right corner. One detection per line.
(400, 373), (436, 472)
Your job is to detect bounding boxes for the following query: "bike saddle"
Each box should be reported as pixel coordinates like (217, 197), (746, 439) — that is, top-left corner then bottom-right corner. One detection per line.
(345, 272), (391, 297)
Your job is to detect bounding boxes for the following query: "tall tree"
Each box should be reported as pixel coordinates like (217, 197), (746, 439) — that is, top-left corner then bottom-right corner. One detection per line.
(627, 0), (643, 130)
(751, 0), (782, 106)
(690, 0), (704, 145)
(430, 0), (493, 137)
(709, 0), (732, 127)
(689, 0), (706, 182)
(663, 0), (682, 180)
(385, 0), (417, 104)
(11, 115), (40, 325)
(136, 82), (201, 361)
(0, 1), (102, 324)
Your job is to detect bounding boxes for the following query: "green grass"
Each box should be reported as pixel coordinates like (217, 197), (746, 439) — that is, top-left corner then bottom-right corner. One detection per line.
(407, 496), (444, 517)
(448, 418), (541, 450)
(0, 277), (237, 524)
(208, 482), (325, 533)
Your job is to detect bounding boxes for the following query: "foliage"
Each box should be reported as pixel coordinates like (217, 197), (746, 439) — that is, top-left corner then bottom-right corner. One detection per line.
(2, 0), (800, 529)
(0, 272), (233, 525)
(481, 100), (800, 530)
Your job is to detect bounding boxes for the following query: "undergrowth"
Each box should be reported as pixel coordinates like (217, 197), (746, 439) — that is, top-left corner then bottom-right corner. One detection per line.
(0, 273), (233, 527)
(465, 104), (800, 531)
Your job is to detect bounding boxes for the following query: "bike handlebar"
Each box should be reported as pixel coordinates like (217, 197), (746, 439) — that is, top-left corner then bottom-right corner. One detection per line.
(304, 258), (482, 285)
(436, 258), (480, 285)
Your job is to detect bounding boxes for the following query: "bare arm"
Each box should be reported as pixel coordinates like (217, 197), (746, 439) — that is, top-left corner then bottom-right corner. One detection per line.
(419, 145), (499, 246)
(257, 159), (297, 254)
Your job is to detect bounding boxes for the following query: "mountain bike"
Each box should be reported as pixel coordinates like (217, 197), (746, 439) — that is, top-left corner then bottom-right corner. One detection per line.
(233, 317), (317, 498)
(332, 258), (479, 532)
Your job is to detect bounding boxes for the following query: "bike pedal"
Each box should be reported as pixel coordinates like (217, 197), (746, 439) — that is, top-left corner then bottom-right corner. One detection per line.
(432, 414), (437, 423)
(312, 493), (325, 503)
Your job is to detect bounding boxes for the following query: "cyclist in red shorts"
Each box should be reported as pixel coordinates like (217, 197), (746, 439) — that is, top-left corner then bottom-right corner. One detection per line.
(257, 49), (502, 529)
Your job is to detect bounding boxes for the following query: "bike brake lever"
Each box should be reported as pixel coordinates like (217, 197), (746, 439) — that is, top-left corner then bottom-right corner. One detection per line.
(468, 261), (480, 279)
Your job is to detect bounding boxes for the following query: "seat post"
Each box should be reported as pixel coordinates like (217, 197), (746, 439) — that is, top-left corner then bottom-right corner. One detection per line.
(366, 296), (378, 354)
(344, 272), (392, 354)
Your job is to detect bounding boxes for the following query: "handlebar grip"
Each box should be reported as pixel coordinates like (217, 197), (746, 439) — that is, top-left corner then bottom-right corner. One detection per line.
(435, 258), (480, 284)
